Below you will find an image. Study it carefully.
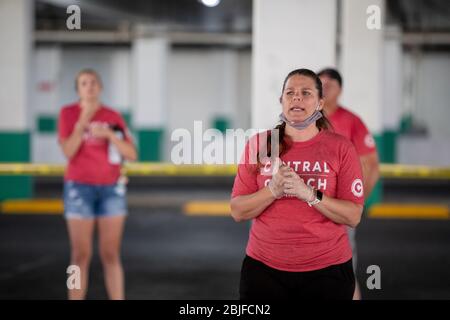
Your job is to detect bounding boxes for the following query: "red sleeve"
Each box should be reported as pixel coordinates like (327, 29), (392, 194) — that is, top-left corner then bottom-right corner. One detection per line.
(336, 140), (365, 205)
(351, 116), (377, 156)
(231, 135), (260, 198)
(57, 108), (75, 143)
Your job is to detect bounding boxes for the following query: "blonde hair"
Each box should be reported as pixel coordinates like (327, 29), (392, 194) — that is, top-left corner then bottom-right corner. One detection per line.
(75, 68), (103, 91)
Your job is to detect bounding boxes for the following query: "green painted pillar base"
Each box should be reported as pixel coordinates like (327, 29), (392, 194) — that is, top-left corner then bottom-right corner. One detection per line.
(365, 130), (398, 209)
(137, 128), (164, 161)
(381, 130), (397, 164)
(37, 115), (56, 133)
(365, 134), (384, 209)
(0, 131), (32, 201)
(213, 116), (231, 133)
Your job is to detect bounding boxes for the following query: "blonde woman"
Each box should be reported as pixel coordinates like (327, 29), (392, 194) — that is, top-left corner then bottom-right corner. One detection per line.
(58, 69), (137, 299)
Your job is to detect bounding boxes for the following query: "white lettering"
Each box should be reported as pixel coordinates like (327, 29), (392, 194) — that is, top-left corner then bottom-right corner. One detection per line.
(312, 161), (321, 172)
(303, 161), (310, 172)
(293, 161), (301, 172)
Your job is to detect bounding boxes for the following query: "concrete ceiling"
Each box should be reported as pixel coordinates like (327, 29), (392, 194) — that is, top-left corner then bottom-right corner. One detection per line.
(36, 0), (253, 33)
(35, 0), (450, 35)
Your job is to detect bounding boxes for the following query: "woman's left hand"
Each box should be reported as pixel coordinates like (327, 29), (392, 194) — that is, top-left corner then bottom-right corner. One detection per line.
(90, 125), (113, 140)
(283, 170), (315, 202)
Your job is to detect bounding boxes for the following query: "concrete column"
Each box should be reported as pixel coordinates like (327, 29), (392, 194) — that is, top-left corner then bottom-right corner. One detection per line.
(382, 25), (403, 163)
(252, 0), (337, 129)
(340, 0), (385, 206)
(0, 0), (33, 200)
(132, 37), (169, 161)
(340, 0), (385, 135)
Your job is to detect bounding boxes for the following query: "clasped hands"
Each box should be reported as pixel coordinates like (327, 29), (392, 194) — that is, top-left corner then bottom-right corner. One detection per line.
(268, 158), (315, 202)
(76, 107), (114, 140)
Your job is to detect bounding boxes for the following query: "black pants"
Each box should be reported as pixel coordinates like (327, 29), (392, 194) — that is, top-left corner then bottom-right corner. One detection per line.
(239, 255), (355, 300)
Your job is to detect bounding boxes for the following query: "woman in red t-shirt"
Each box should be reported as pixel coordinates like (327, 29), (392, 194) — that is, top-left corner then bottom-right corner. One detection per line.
(58, 69), (137, 300)
(231, 68), (364, 300)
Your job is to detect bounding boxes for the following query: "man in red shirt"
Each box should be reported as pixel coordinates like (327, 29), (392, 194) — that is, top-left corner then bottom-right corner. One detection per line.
(318, 68), (380, 300)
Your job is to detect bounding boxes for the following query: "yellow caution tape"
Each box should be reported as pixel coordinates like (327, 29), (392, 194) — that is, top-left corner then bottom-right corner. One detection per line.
(0, 163), (449, 179)
(380, 164), (450, 179)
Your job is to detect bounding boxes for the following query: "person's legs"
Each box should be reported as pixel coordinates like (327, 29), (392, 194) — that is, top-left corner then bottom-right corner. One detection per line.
(347, 226), (361, 300)
(301, 259), (355, 300)
(64, 181), (96, 300)
(96, 182), (127, 300)
(353, 280), (361, 300)
(66, 218), (95, 300)
(239, 255), (291, 300)
(97, 215), (126, 300)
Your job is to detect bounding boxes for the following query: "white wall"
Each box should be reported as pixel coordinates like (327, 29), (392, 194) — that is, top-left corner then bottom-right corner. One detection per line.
(165, 48), (251, 161)
(33, 46), (61, 116)
(395, 51), (450, 166)
(415, 53), (450, 138)
(398, 137), (450, 166)
(58, 47), (131, 111)
(32, 45), (252, 163)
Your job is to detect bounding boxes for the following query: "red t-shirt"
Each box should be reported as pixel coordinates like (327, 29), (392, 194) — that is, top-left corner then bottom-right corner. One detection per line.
(58, 103), (133, 185)
(231, 129), (364, 272)
(327, 106), (377, 156)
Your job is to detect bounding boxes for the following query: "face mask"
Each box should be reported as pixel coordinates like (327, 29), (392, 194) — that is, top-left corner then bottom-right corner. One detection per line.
(279, 105), (323, 130)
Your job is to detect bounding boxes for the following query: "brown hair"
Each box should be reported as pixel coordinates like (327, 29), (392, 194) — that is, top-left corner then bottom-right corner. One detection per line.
(75, 68), (103, 91)
(257, 68), (332, 165)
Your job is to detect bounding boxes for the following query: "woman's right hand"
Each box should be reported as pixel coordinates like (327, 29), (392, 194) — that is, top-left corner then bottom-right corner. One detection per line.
(268, 158), (290, 199)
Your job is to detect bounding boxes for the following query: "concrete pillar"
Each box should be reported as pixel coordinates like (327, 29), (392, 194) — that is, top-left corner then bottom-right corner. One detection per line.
(0, 0), (33, 200)
(132, 37), (169, 161)
(340, 0), (385, 206)
(340, 0), (385, 135)
(252, 0), (337, 129)
(382, 25), (403, 163)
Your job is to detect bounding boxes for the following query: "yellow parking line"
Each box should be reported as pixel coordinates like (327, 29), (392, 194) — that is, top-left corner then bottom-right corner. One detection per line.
(1, 199), (63, 215)
(183, 201), (231, 216)
(369, 204), (449, 219)
(184, 201), (450, 219)
(2, 199), (448, 220)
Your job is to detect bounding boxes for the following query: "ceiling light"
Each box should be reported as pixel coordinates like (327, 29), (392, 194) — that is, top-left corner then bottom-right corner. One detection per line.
(200, 0), (221, 8)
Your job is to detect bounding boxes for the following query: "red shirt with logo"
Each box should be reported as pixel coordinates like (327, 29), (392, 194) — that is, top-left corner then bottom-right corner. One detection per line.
(58, 103), (133, 185)
(327, 106), (377, 156)
(231, 129), (364, 272)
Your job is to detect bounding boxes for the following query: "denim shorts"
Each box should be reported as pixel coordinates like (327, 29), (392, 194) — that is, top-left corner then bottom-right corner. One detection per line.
(63, 180), (128, 219)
